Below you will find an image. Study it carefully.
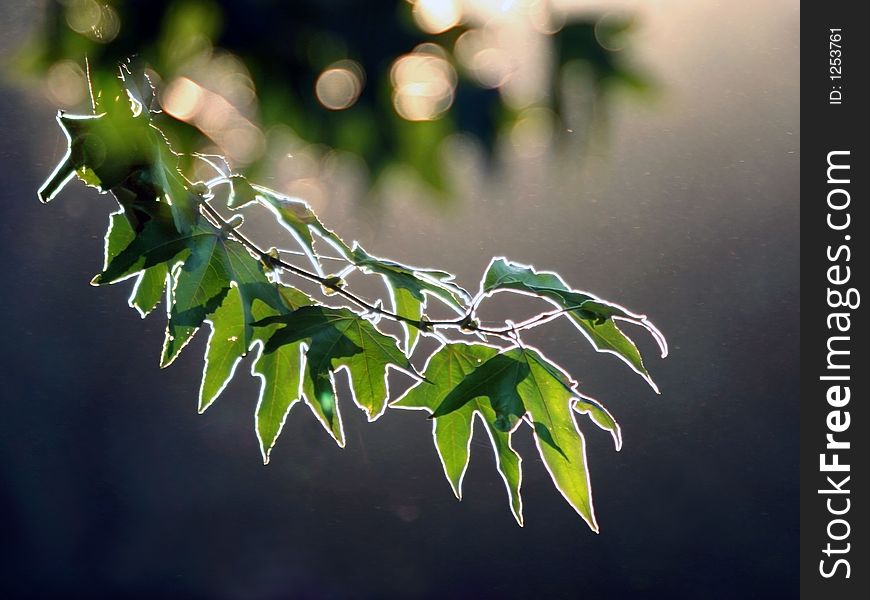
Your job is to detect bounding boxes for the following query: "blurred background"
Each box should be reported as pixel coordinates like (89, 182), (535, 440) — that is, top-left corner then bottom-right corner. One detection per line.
(9, 0), (655, 202)
(0, 0), (799, 598)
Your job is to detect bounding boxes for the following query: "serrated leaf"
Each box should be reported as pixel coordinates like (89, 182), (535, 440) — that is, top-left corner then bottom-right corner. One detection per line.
(258, 306), (412, 445)
(198, 275), (311, 418)
(274, 285), (313, 313)
(197, 268), (289, 410)
(392, 343), (523, 525)
(573, 395), (622, 451)
(161, 228), (229, 366)
(250, 286), (313, 463)
(431, 352), (527, 432)
(94, 203), (191, 286)
(252, 337), (305, 463)
(103, 211), (136, 268)
(229, 178), (352, 273)
(516, 348), (598, 532)
(226, 174), (258, 209)
(130, 263), (169, 317)
(429, 345), (613, 531)
(481, 258), (667, 391)
(198, 286), (247, 412)
(349, 244), (470, 354)
(37, 107), (151, 202)
(37, 72), (666, 530)
(165, 224), (284, 373)
(76, 166), (102, 188)
(524, 352), (621, 451)
(102, 210), (171, 317)
(161, 265), (198, 366)
(393, 287), (423, 355)
(36, 77), (198, 234)
(152, 140), (200, 234)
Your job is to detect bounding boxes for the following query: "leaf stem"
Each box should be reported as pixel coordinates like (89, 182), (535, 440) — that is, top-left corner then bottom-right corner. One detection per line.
(198, 199), (583, 344)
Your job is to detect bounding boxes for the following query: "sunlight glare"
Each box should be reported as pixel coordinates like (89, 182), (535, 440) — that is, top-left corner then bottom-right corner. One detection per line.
(413, 0), (462, 34)
(65, 0), (101, 34)
(315, 61), (364, 110)
(391, 47), (457, 121)
(65, 0), (120, 43)
(46, 61), (88, 108)
(162, 77), (204, 121)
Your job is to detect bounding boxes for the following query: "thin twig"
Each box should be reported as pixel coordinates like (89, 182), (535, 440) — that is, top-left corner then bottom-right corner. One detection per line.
(198, 199), (579, 344)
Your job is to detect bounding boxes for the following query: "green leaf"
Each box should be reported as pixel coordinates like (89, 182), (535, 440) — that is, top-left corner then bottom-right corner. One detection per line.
(258, 306), (413, 445)
(197, 255), (304, 419)
(230, 178), (352, 273)
(103, 210), (136, 269)
(250, 286), (313, 463)
(275, 285), (317, 313)
(198, 285), (247, 412)
(226, 174), (258, 209)
(161, 268), (198, 366)
(394, 287), (423, 355)
(164, 225), (284, 372)
(349, 243), (470, 354)
(101, 210), (171, 317)
(152, 140), (200, 234)
(37, 108), (151, 202)
(428, 345), (614, 531)
(130, 263), (170, 317)
(93, 203), (191, 286)
(198, 274), (292, 411)
(161, 228), (229, 366)
(76, 166), (103, 189)
(252, 335), (305, 462)
(518, 348), (598, 531)
(430, 352), (527, 432)
(36, 76), (198, 234)
(574, 395), (622, 451)
(36, 73), (665, 529)
(481, 258), (667, 392)
(392, 343), (524, 525)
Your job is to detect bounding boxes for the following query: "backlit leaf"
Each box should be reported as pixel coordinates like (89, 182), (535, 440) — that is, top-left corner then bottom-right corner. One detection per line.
(93, 202), (191, 286)
(101, 210), (171, 317)
(130, 264), (169, 317)
(37, 73), (667, 529)
(250, 286), (313, 463)
(228, 177), (352, 273)
(393, 343), (524, 524)
(349, 244), (470, 354)
(164, 225), (284, 371)
(429, 345), (616, 531)
(258, 306), (413, 445)
(481, 258), (667, 391)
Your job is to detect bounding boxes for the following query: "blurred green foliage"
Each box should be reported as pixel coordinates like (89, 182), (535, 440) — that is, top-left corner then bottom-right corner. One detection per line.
(17, 0), (651, 200)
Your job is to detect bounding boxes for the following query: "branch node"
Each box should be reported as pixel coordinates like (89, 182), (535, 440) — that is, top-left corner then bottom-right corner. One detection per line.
(459, 315), (479, 333)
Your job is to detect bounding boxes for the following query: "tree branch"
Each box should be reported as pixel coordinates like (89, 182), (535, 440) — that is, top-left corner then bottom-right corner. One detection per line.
(197, 197), (577, 345)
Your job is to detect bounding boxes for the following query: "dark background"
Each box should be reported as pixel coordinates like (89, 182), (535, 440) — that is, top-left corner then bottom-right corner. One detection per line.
(0, 1), (799, 598)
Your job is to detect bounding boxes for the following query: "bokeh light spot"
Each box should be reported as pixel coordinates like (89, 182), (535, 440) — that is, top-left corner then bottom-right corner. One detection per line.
(65, 0), (102, 34)
(391, 47), (456, 122)
(594, 13), (634, 52)
(91, 5), (121, 44)
(65, 0), (121, 43)
(46, 60), (88, 108)
(413, 0), (462, 35)
(161, 77), (204, 121)
(315, 61), (364, 110)
(455, 28), (511, 89)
